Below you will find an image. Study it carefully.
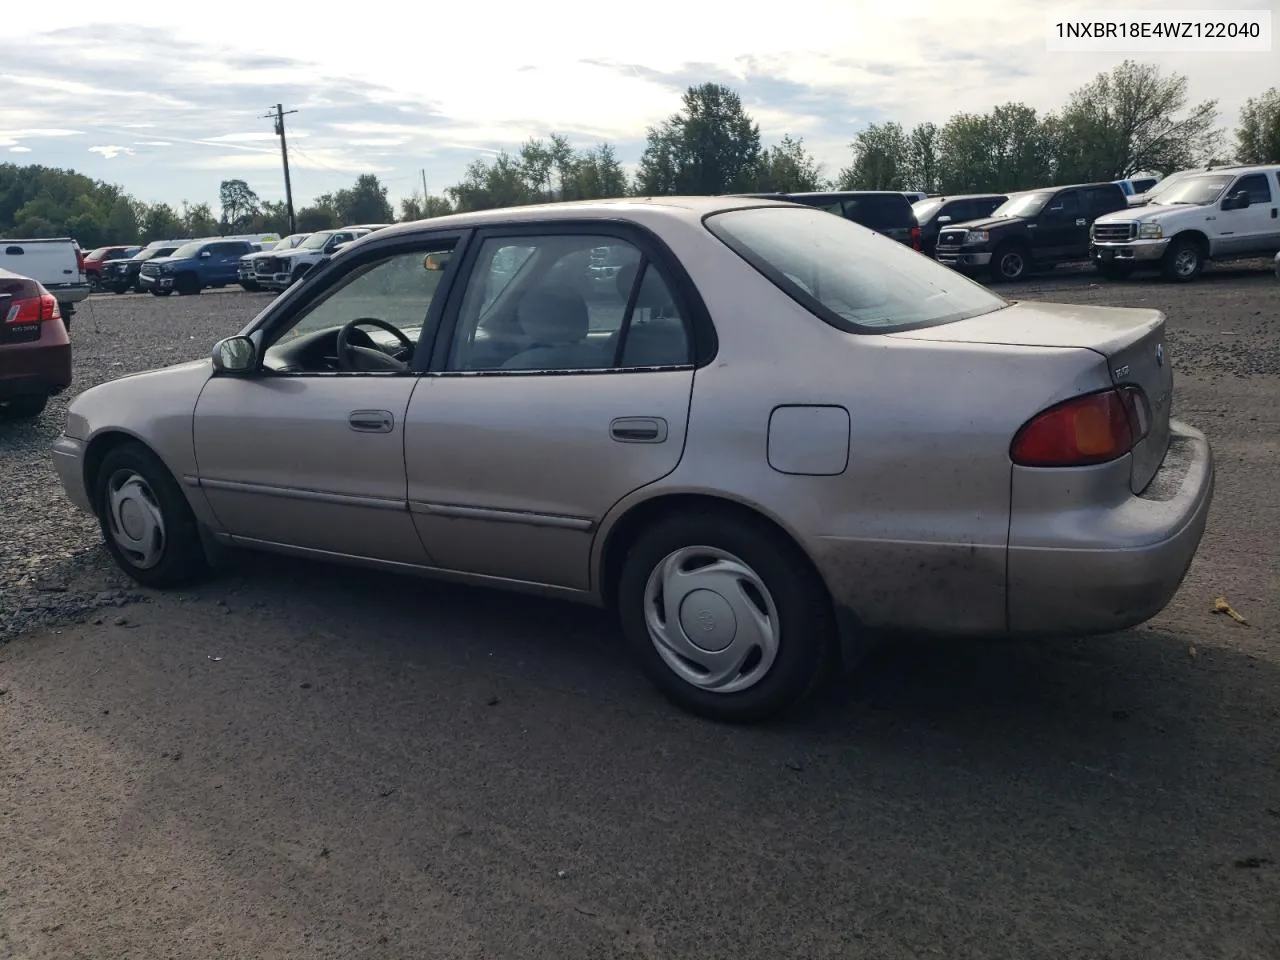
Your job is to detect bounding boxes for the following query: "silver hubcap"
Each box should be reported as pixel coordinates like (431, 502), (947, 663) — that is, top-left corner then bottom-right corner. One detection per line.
(105, 469), (166, 569)
(642, 546), (780, 694)
(1000, 252), (1024, 277)
(1174, 248), (1198, 276)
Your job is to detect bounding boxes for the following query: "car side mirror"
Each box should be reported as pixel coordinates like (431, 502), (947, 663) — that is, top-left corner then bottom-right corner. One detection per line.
(1223, 191), (1250, 210)
(212, 336), (256, 374)
(936, 215), (952, 224)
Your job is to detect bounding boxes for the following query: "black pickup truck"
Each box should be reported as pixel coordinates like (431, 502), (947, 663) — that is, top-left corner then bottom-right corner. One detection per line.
(933, 181), (1128, 281)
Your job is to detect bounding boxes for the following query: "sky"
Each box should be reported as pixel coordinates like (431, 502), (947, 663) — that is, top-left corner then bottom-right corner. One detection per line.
(1, 0), (1275, 214)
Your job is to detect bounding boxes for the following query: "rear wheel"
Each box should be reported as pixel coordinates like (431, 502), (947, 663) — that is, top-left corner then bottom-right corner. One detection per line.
(616, 510), (834, 723)
(94, 442), (209, 588)
(0, 394), (48, 420)
(1161, 237), (1204, 282)
(990, 243), (1030, 282)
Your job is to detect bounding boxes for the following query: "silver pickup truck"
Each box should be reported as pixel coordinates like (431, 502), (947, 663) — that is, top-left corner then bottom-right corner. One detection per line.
(0, 237), (90, 328)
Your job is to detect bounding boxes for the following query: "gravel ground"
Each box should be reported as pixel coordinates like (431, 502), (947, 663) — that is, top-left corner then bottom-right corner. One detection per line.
(2, 262), (1279, 958)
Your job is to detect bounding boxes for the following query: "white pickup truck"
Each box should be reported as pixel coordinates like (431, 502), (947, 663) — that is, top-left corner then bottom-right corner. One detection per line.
(1091, 163), (1280, 281)
(0, 237), (90, 327)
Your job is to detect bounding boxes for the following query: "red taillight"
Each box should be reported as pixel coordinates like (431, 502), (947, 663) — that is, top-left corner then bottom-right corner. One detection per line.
(4, 292), (61, 325)
(1010, 387), (1149, 467)
(910, 225), (921, 251)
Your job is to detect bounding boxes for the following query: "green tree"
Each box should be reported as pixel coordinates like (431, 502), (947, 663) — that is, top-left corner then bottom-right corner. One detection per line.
(257, 200), (293, 236)
(903, 123), (940, 193)
(636, 83), (762, 195)
(219, 179), (261, 232)
(398, 192), (454, 220)
(139, 203), (183, 242)
(838, 122), (909, 189)
(1236, 87), (1280, 164)
(755, 135), (826, 192)
(563, 143), (629, 200)
(318, 174), (395, 224)
(105, 197), (139, 243)
(1053, 60), (1221, 181)
(181, 201), (218, 236)
(296, 206), (338, 232)
(447, 152), (536, 211)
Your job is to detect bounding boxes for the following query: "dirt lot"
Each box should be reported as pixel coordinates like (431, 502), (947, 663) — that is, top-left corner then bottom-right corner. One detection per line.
(2, 265), (1278, 959)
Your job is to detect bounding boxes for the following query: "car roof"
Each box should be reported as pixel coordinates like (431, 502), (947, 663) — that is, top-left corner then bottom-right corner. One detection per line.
(918, 193), (1008, 202)
(367, 195), (799, 241)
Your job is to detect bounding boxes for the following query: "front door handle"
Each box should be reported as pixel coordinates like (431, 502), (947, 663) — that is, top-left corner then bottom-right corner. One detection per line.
(610, 417), (667, 443)
(349, 409), (394, 433)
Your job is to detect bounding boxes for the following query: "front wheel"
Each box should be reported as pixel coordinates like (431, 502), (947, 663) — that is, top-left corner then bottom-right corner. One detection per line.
(290, 266), (310, 285)
(151, 289), (171, 297)
(239, 281), (261, 292)
(616, 511), (834, 723)
(1161, 238), (1204, 282)
(94, 442), (209, 588)
(1096, 262), (1133, 281)
(990, 244), (1030, 282)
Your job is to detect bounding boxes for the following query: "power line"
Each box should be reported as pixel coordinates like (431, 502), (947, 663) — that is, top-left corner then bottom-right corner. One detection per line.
(262, 104), (298, 234)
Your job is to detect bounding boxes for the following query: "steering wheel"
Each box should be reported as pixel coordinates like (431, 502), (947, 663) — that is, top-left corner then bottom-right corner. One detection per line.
(335, 318), (415, 372)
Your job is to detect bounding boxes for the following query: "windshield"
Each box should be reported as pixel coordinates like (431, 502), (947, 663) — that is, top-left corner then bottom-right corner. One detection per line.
(275, 235), (307, 250)
(911, 199), (945, 222)
(1150, 174), (1233, 206)
(706, 206), (1006, 333)
(137, 247), (176, 261)
(169, 241), (205, 259)
(299, 233), (332, 250)
(991, 192), (1052, 218)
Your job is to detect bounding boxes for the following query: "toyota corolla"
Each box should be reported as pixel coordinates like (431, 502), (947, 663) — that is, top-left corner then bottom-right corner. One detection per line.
(50, 196), (1214, 723)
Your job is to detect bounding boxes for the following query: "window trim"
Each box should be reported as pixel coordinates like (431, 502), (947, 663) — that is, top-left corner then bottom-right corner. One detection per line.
(235, 227), (473, 379)
(425, 219), (716, 377)
(1230, 173), (1272, 205)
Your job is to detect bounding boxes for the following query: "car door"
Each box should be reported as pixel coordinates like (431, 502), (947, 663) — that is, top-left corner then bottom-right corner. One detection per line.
(1217, 173), (1278, 255)
(1035, 190), (1083, 260)
(192, 234), (465, 564)
(403, 225), (699, 591)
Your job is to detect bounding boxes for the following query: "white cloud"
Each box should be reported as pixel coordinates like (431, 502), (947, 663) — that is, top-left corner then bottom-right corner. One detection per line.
(134, 140), (172, 147)
(89, 145), (135, 159)
(0, 127), (83, 139)
(202, 131), (308, 143)
(10, 146), (32, 153)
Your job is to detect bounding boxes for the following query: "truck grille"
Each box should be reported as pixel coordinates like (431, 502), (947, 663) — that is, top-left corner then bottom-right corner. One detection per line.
(937, 229), (968, 248)
(1093, 222), (1137, 242)
(140, 263), (159, 276)
(256, 257), (281, 275)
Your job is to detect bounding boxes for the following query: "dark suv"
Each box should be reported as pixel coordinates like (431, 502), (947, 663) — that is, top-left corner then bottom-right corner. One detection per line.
(100, 243), (184, 293)
(910, 194), (1008, 257)
(733, 191), (922, 248)
(933, 181), (1128, 281)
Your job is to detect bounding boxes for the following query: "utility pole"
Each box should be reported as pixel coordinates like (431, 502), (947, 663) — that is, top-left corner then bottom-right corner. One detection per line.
(263, 104), (298, 234)
(421, 169), (429, 217)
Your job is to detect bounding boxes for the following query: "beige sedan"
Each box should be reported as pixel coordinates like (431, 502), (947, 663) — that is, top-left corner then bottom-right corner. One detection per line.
(51, 197), (1214, 723)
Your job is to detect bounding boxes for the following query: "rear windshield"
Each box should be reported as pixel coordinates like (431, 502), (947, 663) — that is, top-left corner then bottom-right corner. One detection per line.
(911, 198), (945, 222)
(841, 194), (914, 229)
(706, 206), (1007, 334)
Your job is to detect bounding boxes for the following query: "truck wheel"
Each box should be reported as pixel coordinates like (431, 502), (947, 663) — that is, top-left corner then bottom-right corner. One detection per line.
(239, 281), (261, 292)
(151, 289), (171, 297)
(990, 242), (1030, 282)
(0, 394), (48, 420)
(1161, 238), (1204, 282)
(175, 274), (201, 296)
(291, 265), (310, 285)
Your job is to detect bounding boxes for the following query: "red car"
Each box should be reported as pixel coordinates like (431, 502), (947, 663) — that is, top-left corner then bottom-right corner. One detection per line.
(83, 245), (139, 289)
(0, 268), (72, 420)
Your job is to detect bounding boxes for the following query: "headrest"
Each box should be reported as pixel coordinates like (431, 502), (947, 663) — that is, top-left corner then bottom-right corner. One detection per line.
(517, 288), (589, 344)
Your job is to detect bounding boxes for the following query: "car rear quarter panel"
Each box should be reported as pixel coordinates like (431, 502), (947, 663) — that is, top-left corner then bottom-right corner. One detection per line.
(602, 216), (1113, 635)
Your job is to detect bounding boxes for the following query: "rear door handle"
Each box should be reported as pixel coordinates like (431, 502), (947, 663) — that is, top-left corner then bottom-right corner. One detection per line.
(349, 409), (394, 433)
(610, 417), (667, 443)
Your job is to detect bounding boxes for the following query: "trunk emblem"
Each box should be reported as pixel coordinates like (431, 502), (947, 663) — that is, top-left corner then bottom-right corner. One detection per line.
(1155, 343), (1164, 366)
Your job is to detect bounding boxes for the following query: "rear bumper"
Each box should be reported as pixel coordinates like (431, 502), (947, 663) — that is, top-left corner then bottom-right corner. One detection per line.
(44, 282), (91, 304)
(52, 434), (93, 514)
(1007, 420), (1214, 636)
(0, 322), (72, 399)
(1092, 238), (1170, 263)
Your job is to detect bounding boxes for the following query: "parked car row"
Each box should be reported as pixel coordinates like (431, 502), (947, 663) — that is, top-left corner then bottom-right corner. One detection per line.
(236, 226), (389, 293)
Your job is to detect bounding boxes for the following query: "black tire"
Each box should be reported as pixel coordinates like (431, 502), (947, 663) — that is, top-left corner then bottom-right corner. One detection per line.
(94, 441), (209, 588)
(1097, 262), (1133, 281)
(175, 274), (201, 295)
(113, 286), (128, 294)
(616, 510), (835, 723)
(291, 265), (310, 285)
(0, 394), (48, 420)
(989, 242), (1030, 282)
(239, 281), (261, 292)
(1161, 237), (1204, 282)
(151, 289), (171, 297)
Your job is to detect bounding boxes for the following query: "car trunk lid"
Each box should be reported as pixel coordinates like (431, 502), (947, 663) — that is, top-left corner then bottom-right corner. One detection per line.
(889, 300), (1173, 493)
